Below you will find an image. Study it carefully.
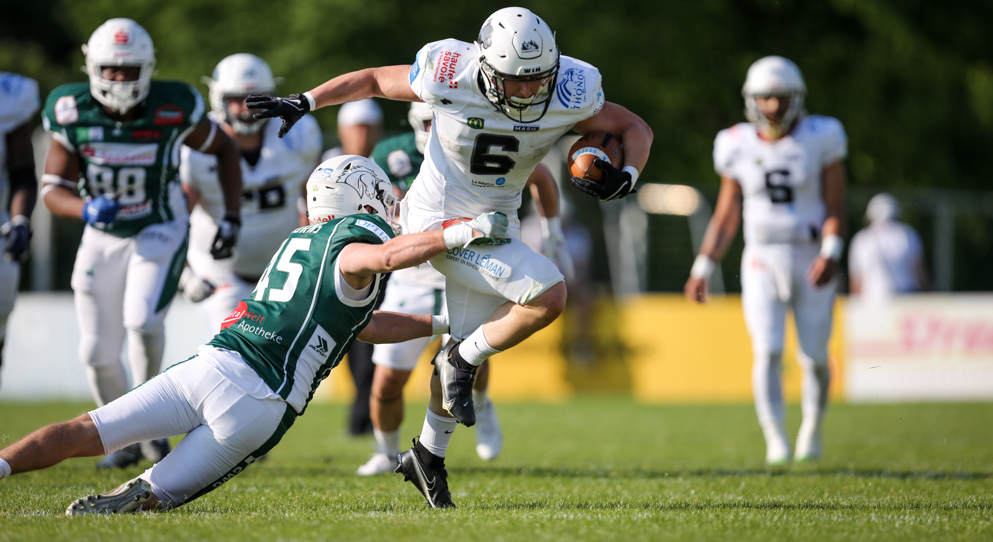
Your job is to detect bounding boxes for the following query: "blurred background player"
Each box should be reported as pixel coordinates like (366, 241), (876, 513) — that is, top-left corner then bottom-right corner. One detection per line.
(180, 53), (322, 331)
(248, 6), (653, 507)
(0, 72), (39, 389)
(40, 18), (244, 468)
(684, 56), (847, 464)
(320, 97), (384, 435)
(849, 193), (927, 301)
(356, 102), (574, 475)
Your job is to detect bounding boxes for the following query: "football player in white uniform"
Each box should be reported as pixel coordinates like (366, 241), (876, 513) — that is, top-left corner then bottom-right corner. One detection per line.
(849, 193), (927, 300)
(249, 7), (652, 507)
(0, 72), (40, 388)
(356, 101), (572, 475)
(180, 54), (322, 332)
(684, 56), (847, 464)
(40, 19), (244, 468)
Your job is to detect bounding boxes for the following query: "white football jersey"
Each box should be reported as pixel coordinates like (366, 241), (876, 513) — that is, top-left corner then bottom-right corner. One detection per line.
(405, 39), (604, 224)
(714, 115), (847, 245)
(849, 220), (923, 300)
(0, 73), (40, 225)
(181, 113), (322, 280)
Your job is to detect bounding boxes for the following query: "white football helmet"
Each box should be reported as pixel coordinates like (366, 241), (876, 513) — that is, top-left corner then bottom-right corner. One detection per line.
(476, 7), (559, 123)
(742, 56), (806, 137)
(866, 193), (899, 224)
(408, 101), (433, 154)
(306, 155), (398, 229)
(206, 53), (277, 135)
(82, 18), (156, 115)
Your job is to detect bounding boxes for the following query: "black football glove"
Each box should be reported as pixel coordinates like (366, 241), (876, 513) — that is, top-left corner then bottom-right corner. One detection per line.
(570, 158), (637, 202)
(211, 212), (241, 260)
(2, 219), (31, 260)
(245, 93), (310, 138)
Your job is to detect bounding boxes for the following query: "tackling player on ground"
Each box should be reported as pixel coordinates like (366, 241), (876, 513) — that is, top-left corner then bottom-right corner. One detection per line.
(40, 19), (244, 468)
(0, 72), (40, 388)
(0, 155), (513, 515)
(248, 7), (652, 507)
(180, 53), (322, 332)
(684, 56), (847, 464)
(356, 102), (572, 475)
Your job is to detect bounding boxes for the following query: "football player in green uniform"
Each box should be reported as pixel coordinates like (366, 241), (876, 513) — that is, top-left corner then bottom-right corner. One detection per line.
(40, 18), (243, 468)
(0, 154), (511, 514)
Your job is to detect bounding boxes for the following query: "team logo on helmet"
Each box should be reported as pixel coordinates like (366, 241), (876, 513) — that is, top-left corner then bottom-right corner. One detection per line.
(114, 29), (129, 44)
(520, 39), (540, 56)
(339, 164), (382, 199)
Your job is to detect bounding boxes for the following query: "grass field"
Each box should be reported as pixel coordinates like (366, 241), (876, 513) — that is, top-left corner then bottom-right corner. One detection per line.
(2, 398), (992, 541)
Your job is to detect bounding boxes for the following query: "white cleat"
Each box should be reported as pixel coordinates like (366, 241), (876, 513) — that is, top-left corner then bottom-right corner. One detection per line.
(356, 452), (398, 476)
(763, 428), (792, 466)
(66, 478), (152, 516)
(795, 422), (823, 462)
(474, 398), (503, 461)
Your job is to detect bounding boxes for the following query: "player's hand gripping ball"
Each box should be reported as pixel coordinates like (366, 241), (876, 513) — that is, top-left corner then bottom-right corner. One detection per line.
(567, 132), (624, 182)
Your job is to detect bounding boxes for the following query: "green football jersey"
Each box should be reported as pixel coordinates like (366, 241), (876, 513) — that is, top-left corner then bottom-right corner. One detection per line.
(42, 81), (205, 237)
(371, 132), (423, 192)
(208, 214), (396, 414)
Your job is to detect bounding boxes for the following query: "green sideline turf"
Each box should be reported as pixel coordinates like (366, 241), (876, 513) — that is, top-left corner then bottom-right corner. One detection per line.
(1, 399), (991, 541)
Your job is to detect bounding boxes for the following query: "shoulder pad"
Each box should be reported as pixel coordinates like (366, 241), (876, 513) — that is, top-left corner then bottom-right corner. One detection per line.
(713, 123), (751, 176)
(554, 56), (604, 118)
(409, 39), (477, 111)
(0, 73), (40, 132)
(43, 83), (90, 130)
(803, 115), (847, 165)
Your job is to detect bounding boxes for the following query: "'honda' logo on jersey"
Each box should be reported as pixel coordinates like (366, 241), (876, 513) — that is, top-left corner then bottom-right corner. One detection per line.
(467, 118), (484, 129)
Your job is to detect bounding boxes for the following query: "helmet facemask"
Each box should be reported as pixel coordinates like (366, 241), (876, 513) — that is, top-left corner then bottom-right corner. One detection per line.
(744, 92), (805, 139)
(206, 54), (278, 136)
(478, 56), (558, 124)
(741, 56), (807, 139)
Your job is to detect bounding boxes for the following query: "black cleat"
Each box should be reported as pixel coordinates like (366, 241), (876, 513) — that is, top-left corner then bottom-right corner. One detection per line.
(95, 443), (141, 469)
(395, 438), (455, 509)
(434, 344), (477, 426)
(140, 438), (170, 464)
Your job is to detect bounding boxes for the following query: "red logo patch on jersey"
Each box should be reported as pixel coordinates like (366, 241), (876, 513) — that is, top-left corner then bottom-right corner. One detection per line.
(114, 29), (130, 44)
(449, 81), (458, 89)
(433, 51), (461, 84)
(153, 104), (184, 125)
(221, 301), (248, 330)
(131, 129), (162, 140)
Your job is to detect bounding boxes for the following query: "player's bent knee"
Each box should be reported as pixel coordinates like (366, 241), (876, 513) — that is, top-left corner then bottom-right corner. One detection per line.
(530, 282), (567, 325)
(372, 370), (410, 401)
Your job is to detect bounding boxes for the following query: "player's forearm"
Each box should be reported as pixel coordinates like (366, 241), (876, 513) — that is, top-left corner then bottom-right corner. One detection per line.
(42, 187), (85, 221)
(618, 120), (653, 174)
(527, 164), (558, 219)
(212, 133), (243, 216)
(377, 230), (449, 272)
(821, 161), (846, 238)
(309, 66), (417, 109)
(698, 181), (742, 261)
(8, 169), (38, 219)
(357, 312), (434, 344)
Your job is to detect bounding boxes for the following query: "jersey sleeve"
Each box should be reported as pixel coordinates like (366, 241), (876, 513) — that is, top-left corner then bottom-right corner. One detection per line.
(555, 56), (605, 122)
(713, 125), (744, 178)
(813, 115), (847, 166)
(41, 83), (86, 151)
(408, 39), (477, 112)
(282, 114), (323, 164)
(0, 73), (40, 134)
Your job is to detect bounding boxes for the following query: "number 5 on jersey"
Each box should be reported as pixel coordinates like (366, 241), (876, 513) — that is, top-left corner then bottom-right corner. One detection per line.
(254, 238), (312, 302)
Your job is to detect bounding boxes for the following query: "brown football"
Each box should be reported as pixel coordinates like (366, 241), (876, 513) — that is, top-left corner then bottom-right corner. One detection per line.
(567, 132), (624, 182)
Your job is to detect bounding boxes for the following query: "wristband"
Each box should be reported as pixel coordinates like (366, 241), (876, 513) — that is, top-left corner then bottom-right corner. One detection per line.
(539, 216), (563, 239)
(11, 215), (30, 228)
(820, 234), (844, 261)
(442, 223), (474, 249)
(303, 92), (317, 111)
(622, 166), (640, 186)
(690, 254), (716, 280)
(431, 314), (450, 335)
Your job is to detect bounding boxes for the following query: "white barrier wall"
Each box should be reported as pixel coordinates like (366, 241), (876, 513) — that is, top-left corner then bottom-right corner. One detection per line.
(846, 294), (993, 401)
(1, 293), (215, 401)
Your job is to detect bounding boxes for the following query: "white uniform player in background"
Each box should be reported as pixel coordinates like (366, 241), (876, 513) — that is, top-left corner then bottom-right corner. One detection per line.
(849, 193), (927, 301)
(249, 6), (653, 507)
(357, 102), (573, 476)
(0, 72), (40, 388)
(321, 99), (383, 162)
(685, 56), (847, 464)
(180, 54), (321, 332)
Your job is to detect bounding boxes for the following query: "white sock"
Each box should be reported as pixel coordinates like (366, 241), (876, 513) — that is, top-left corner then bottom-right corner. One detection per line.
(458, 327), (501, 366)
(373, 428), (400, 458)
(0, 458), (11, 480)
(472, 389), (489, 408)
(418, 410), (457, 458)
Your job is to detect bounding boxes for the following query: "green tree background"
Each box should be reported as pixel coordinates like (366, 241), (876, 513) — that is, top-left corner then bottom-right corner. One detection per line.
(3, 0), (992, 290)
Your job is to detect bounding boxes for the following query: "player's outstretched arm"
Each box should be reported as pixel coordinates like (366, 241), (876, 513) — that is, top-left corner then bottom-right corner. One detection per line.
(185, 121), (244, 259)
(685, 176), (742, 303)
(357, 312), (447, 344)
(247, 66), (419, 138)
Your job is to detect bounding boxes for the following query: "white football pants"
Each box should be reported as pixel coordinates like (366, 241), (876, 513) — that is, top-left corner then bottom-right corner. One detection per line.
(372, 278), (448, 370)
(741, 244), (834, 459)
(71, 219), (188, 406)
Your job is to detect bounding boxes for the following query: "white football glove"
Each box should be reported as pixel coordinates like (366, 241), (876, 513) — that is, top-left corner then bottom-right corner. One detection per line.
(540, 216), (575, 281)
(179, 267), (215, 303)
(443, 212), (511, 249)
